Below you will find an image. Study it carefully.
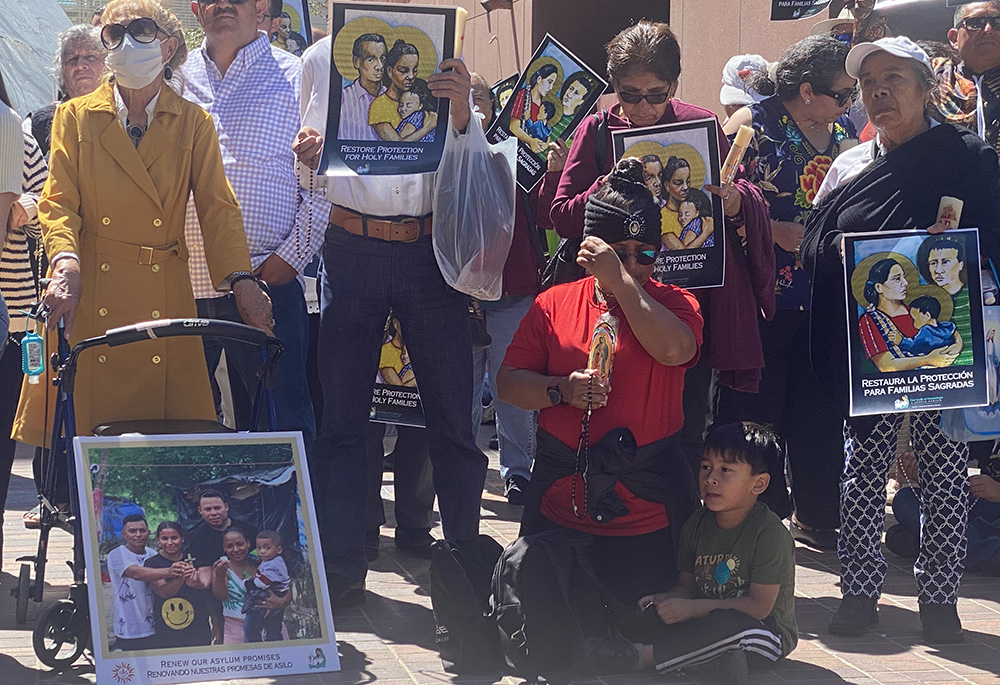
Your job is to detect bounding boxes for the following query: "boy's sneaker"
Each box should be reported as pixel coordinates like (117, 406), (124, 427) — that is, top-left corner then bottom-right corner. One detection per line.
(920, 602), (963, 644)
(579, 636), (642, 674)
(829, 594), (879, 636)
(687, 649), (748, 685)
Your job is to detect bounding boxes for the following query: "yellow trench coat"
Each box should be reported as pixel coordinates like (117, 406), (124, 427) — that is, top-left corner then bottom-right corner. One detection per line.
(12, 82), (252, 446)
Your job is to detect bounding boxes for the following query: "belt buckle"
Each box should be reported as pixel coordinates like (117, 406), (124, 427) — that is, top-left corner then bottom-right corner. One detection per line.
(138, 246), (154, 265)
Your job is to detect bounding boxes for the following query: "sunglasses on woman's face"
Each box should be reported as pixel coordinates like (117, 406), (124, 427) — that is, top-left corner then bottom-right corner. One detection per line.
(617, 90), (671, 105)
(960, 15), (1000, 31)
(101, 17), (167, 50)
(614, 248), (658, 266)
(814, 84), (857, 107)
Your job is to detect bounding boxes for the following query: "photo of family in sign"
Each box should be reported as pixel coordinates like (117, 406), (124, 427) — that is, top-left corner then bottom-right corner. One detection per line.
(270, 2), (310, 57)
(623, 140), (717, 251)
(849, 234), (975, 374)
(334, 13), (443, 143)
(86, 440), (323, 653)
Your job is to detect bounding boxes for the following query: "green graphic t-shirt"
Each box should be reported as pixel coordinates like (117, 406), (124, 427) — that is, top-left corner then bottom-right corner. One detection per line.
(677, 501), (798, 655)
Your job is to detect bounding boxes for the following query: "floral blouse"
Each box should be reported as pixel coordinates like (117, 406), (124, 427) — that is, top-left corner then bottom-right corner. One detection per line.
(740, 96), (856, 311)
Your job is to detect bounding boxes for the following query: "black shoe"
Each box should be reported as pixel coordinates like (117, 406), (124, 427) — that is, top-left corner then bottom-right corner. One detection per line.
(829, 595), (879, 636)
(920, 603), (963, 644)
(504, 475), (529, 506)
(884, 524), (919, 559)
(394, 527), (434, 559)
(687, 649), (748, 685)
(579, 636), (642, 674)
(790, 520), (839, 552)
(365, 528), (380, 562)
(328, 574), (366, 610)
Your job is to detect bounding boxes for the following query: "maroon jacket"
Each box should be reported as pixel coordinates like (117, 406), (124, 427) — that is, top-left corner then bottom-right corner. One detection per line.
(547, 100), (775, 391)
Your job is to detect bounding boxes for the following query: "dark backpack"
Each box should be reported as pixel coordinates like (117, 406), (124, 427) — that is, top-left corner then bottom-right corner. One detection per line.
(540, 110), (610, 291)
(430, 535), (505, 674)
(492, 528), (616, 684)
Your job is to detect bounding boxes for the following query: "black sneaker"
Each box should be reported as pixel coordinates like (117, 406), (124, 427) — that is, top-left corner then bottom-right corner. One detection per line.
(920, 602), (963, 644)
(328, 574), (366, 611)
(504, 475), (529, 506)
(790, 520), (839, 552)
(687, 649), (748, 685)
(829, 595), (879, 636)
(884, 524), (919, 559)
(365, 528), (380, 562)
(579, 636), (642, 674)
(395, 527), (434, 559)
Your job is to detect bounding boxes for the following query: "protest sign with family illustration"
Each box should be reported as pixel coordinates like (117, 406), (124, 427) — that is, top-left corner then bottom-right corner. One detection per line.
(844, 229), (988, 416)
(270, 1), (311, 57)
(487, 34), (607, 192)
(74, 434), (338, 685)
(370, 313), (424, 427)
(321, 2), (461, 175)
(612, 118), (726, 289)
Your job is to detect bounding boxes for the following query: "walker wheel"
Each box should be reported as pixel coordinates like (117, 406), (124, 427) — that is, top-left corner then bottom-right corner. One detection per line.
(33, 599), (86, 670)
(15, 563), (30, 624)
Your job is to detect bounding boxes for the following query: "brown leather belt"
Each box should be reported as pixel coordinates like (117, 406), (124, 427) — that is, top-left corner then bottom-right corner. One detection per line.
(329, 204), (432, 243)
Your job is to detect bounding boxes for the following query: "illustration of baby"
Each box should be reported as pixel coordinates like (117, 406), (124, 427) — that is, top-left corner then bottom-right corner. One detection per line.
(898, 295), (956, 355)
(522, 100), (556, 143)
(678, 188), (715, 248)
(242, 530), (290, 642)
(396, 79), (438, 143)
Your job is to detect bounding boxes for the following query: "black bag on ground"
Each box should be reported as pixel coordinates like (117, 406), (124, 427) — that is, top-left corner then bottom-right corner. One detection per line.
(539, 110), (609, 292)
(492, 528), (616, 683)
(430, 534), (505, 673)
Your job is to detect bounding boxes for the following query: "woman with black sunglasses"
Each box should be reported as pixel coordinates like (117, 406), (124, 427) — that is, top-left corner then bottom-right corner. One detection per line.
(718, 35), (857, 549)
(12, 0), (271, 450)
(549, 20), (776, 482)
(497, 157), (703, 607)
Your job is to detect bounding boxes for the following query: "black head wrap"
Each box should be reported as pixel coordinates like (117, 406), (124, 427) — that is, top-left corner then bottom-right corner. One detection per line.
(584, 195), (662, 247)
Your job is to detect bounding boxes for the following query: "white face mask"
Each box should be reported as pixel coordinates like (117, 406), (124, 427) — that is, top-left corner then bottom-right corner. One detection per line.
(105, 34), (165, 89)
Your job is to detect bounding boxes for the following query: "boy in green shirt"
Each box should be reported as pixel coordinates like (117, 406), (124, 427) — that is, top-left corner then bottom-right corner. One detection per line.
(587, 422), (797, 683)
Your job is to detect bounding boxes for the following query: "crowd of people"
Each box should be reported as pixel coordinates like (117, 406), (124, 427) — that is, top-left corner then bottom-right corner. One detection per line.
(3, 0), (1000, 680)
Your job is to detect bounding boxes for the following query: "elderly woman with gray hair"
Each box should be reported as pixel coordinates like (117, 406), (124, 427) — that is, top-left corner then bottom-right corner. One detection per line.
(24, 24), (106, 156)
(802, 36), (1000, 644)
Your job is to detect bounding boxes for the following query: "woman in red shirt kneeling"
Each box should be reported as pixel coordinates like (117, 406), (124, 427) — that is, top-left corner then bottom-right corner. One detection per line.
(497, 158), (702, 606)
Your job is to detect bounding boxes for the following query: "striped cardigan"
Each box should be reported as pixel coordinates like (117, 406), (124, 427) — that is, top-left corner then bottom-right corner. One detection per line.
(1, 133), (47, 330)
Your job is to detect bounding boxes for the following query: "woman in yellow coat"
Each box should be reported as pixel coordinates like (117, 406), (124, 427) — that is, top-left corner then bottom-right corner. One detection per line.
(13, 0), (272, 447)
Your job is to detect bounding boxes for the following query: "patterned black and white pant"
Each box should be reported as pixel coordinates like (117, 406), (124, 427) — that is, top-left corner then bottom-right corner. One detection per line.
(840, 411), (968, 604)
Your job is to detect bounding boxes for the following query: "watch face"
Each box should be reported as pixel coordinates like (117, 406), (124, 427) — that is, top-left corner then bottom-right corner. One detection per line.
(547, 387), (562, 406)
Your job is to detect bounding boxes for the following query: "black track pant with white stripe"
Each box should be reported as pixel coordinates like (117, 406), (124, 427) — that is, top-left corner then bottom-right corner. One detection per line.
(649, 609), (783, 673)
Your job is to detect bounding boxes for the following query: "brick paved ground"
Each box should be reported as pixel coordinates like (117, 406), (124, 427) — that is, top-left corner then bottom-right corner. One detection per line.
(2, 435), (1000, 685)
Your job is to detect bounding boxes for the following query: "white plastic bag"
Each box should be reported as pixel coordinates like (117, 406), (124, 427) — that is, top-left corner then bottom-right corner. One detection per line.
(432, 109), (517, 301)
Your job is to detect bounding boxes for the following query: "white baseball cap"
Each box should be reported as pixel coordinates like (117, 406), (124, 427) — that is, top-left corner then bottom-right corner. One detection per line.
(720, 54), (770, 107)
(845, 36), (932, 78)
(811, 9), (854, 37)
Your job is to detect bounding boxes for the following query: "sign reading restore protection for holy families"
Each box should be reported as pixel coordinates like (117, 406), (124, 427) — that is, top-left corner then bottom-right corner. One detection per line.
(75, 433), (339, 685)
(370, 313), (425, 427)
(611, 119), (725, 290)
(321, 2), (466, 176)
(770, 0), (833, 21)
(486, 34), (607, 192)
(843, 229), (988, 416)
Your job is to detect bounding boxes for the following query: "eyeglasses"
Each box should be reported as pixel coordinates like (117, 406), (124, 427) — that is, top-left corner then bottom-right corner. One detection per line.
(100, 18), (167, 50)
(814, 84), (857, 107)
(959, 15), (1000, 31)
(614, 248), (658, 266)
(833, 32), (853, 46)
(617, 90), (671, 105)
(197, 0), (250, 5)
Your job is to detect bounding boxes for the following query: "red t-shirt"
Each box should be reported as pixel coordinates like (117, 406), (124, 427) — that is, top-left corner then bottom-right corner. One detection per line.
(860, 310), (917, 359)
(504, 276), (703, 535)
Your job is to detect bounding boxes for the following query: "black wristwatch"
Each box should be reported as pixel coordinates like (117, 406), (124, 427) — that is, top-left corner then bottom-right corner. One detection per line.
(546, 377), (564, 406)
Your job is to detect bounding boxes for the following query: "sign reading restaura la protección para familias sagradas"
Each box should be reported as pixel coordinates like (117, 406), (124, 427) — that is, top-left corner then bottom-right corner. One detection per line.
(771, 0), (832, 21)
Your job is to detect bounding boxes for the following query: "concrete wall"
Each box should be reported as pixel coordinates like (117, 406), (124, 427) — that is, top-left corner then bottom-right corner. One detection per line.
(330, 0), (818, 118)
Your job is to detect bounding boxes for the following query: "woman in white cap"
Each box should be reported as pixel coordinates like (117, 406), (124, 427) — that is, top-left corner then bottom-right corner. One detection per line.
(802, 36), (1000, 644)
(719, 54), (769, 122)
